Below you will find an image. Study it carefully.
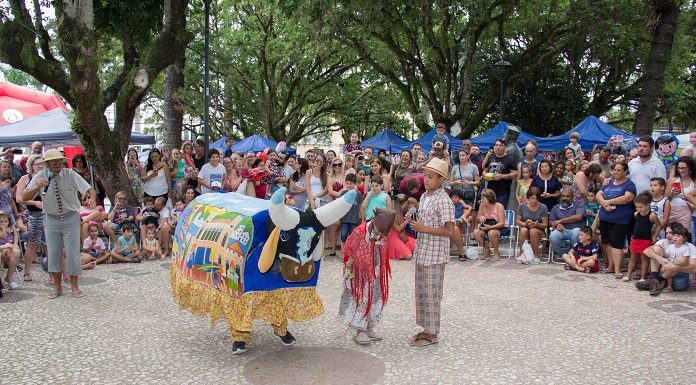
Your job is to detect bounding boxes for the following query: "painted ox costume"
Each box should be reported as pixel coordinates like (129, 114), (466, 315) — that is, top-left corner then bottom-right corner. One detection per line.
(170, 188), (355, 354)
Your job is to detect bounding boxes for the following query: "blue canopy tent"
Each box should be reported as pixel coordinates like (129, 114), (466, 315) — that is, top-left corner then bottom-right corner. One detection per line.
(534, 116), (638, 152)
(360, 129), (411, 152)
(391, 128), (463, 153)
(469, 121), (537, 150)
(213, 134), (296, 154)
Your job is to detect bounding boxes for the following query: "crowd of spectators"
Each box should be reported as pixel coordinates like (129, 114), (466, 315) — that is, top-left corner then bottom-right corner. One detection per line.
(2, 130), (696, 297)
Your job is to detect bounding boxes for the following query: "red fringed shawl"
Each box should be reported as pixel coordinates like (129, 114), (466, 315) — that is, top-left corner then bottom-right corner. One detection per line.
(342, 222), (391, 317)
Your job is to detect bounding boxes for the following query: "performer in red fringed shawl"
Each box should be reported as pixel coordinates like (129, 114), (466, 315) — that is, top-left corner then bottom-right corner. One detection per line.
(338, 207), (396, 345)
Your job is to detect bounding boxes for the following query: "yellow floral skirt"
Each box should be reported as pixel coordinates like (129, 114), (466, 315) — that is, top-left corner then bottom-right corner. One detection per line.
(169, 264), (324, 338)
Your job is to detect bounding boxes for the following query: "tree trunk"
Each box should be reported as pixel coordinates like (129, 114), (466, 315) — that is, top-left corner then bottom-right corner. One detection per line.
(633, 0), (681, 136)
(164, 52), (186, 149)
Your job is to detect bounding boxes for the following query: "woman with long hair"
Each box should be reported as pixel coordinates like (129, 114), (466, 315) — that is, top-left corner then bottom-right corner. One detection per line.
(391, 150), (415, 188)
(222, 155), (242, 192)
(169, 148), (186, 196)
(365, 157), (392, 193)
(449, 150), (479, 206)
(72, 153), (107, 206)
(515, 187), (549, 258)
(667, 156), (696, 237)
(327, 156), (347, 256)
(571, 163), (604, 206)
(289, 158), (310, 211)
(125, 147), (144, 200)
(141, 148), (172, 202)
(306, 153), (328, 209)
(15, 155), (46, 281)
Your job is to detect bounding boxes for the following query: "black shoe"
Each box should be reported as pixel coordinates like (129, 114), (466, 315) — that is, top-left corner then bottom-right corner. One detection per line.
(131, 257), (142, 263)
(635, 278), (655, 291)
(648, 279), (663, 296)
(458, 254), (467, 261)
(232, 341), (247, 354)
(275, 330), (296, 346)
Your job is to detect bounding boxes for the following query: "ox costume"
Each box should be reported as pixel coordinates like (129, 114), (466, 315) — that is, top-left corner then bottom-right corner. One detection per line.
(170, 187), (355, 354)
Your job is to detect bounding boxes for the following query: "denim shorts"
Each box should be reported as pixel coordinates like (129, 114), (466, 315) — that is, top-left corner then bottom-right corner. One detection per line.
(340, 223), (358, 243)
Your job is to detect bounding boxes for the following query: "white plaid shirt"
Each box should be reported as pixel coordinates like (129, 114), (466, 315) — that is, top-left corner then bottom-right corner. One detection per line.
(413, 187), (455, 266)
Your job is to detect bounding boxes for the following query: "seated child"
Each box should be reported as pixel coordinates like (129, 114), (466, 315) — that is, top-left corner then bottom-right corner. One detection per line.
(141, 228), (163, 260)
(79, 195), (107, 240)
(137, 196), (160, 238)
(0, 211), (21, 290)
(562, 227), (599, 273)
(567, 132), (584, 160)
(167, 197), (186, 229)
(104, 191), (135, 242)
(80, 222), (109, 266)
(108, 223), (141, 263)
(0, 177), (25, 232)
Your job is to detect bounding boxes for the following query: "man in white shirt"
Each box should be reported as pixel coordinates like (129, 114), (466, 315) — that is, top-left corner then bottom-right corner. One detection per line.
(628, 136), (666, 194)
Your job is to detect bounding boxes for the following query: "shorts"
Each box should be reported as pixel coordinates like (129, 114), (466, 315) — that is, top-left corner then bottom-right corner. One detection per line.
(340, 223), (358, 243)
(629, 237), (653, 254)
(598, 221), (629, 249)
(574, 255), (599, 273)
(483, 226), (510, 239)
(25, 211), (44, 242)
(111, 223), (122, 232)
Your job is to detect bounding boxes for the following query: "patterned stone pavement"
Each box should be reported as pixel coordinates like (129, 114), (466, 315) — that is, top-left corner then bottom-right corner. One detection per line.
(2, 254), (696, 385)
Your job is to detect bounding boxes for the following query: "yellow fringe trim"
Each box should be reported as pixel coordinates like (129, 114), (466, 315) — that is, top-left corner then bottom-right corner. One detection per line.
(169, 264), (324, 334)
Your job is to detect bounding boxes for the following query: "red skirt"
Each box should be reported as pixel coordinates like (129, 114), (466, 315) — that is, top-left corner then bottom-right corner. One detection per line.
(629, 237), (653, 254)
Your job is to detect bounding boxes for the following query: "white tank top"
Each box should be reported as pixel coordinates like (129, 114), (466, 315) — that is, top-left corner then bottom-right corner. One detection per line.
(309, 174), (324, 196)
(650, 196), (667, 221)
(144, 167), (169, 196)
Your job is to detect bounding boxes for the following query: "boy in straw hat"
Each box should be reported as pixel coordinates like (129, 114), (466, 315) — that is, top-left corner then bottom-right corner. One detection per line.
(23, 149), (96, 299)
(406, 157), (455, 347)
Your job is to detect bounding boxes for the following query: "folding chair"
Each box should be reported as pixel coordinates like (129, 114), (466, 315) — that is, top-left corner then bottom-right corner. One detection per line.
(496, 210), (517, 261)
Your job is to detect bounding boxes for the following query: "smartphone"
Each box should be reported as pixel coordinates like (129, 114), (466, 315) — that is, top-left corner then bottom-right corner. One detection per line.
(12, 148), (23, 154)
(673, 180), (682, 195)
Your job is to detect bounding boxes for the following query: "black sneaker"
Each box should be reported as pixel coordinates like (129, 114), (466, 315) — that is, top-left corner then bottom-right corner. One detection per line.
(231, 341), (247, 354)
(635, 278), (655, 291)
(275, 330), (296, 346)
(131, 257), (142, 264)
(458, 254), (467, 261)
(649, 279), (663, 296)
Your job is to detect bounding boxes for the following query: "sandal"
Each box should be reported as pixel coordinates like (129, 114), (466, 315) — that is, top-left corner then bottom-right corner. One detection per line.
(23, 273), (33, 282)
(409, 333), (439, 347)
(48, 290), (63, 299)
(564, 264), (571, 271)
(614, 274), (623, 280)
(71, 290), (84, 298)
(621, 277), (631, 282)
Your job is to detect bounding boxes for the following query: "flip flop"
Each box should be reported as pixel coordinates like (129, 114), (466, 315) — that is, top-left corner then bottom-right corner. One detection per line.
(72, 290), (85, 298)
(409, 334), (439, 347)
(23, 273), (33, 282)
(48, 290), (63, 299)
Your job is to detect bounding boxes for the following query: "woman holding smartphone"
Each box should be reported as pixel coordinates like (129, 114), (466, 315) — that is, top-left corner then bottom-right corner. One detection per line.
(667, 156), (696, 234)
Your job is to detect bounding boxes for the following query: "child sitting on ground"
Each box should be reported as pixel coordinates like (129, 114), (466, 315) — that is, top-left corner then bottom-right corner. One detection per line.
(626, 192), (660, 282)
(141, 228), (163, 260)
(562, 226), (599, 273)
(80, 222), (109, 266)
(0, 211), (21, 290)
(108, 223), (141, 263)
(649, 177), (670, 239)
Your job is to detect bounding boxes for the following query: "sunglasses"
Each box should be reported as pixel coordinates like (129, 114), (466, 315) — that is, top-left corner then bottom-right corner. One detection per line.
(333, 163), (343, 167)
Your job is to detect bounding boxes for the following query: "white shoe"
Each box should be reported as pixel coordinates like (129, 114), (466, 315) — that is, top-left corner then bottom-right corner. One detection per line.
(9, 281), (20, 290)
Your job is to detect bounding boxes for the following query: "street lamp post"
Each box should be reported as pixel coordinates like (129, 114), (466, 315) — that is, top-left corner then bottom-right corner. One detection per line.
(494, 59), (512, 122)
(203, 0), (211, 162)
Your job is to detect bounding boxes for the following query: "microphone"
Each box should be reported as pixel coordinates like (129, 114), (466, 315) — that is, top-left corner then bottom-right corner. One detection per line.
(42, 175), (53, 195)
(408, 207), (417, 221)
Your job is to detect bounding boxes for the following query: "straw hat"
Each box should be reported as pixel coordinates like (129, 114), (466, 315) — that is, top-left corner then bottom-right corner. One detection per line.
(422, 157), (449, 178)
(42, 149), (67, 162)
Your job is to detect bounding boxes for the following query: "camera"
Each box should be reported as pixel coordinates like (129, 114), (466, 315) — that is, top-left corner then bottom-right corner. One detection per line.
(12, 148), (23, 154)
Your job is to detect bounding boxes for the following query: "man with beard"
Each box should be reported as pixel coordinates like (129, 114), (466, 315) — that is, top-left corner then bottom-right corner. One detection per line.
(482, 139), (518, 208)
(265, 149), (288, 196)
(549, 188), (586, 257)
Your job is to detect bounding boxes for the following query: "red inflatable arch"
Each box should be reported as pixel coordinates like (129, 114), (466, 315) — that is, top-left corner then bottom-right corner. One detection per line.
(0, 82), (68, 125)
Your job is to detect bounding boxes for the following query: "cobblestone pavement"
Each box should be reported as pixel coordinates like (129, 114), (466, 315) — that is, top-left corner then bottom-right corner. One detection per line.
(2, 254), (696, 385)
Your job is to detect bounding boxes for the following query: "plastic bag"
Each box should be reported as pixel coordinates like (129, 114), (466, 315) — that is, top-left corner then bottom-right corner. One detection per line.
(516, 240), (539, 265)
